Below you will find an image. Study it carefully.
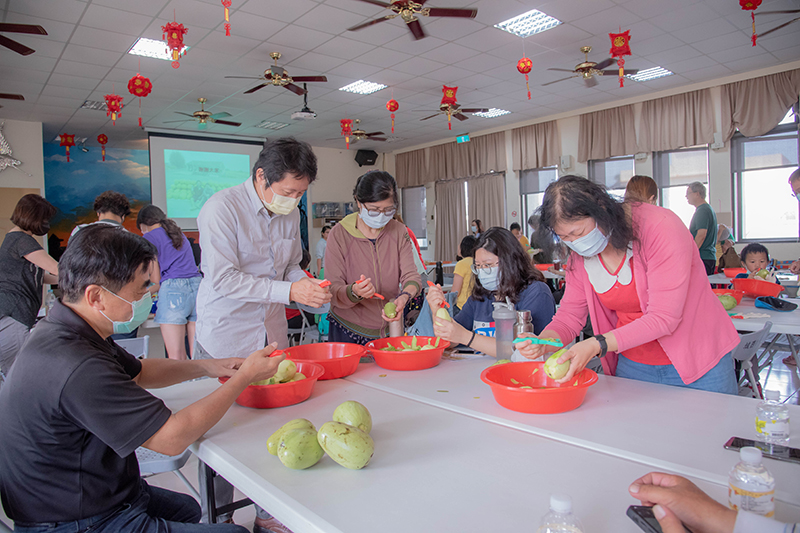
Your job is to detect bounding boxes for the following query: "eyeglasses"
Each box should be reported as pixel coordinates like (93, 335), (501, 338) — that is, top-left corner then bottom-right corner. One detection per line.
(363, 206), (397, 217)
(471, 263), (499, 275)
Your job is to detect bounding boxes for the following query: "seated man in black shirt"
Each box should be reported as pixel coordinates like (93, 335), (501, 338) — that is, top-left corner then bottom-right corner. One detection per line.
(0, 225), (285, 532)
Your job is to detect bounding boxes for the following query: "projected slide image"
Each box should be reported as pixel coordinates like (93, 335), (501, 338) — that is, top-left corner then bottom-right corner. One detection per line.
(165, 149), (251, 218)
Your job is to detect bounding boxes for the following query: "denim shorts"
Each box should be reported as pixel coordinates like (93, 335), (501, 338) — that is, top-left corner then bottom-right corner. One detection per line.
(155, 276), (201, 325)
(615, 351), (737, 395)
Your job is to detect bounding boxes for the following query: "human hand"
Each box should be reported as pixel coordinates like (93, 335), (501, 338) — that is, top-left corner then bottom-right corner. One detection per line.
(290, 277), (332, 308)
(553, 337), (600, 383)
(382, 295), (408, 323)
(433, 314), (465, 344)
(351, 274), (376, 300)
(239, 343), (286, 384)
(515, 334), (559, 361)
(201, 357), (244, 378)
(425, 283), (445, 310)
(791, 260), (800, 275)
(629, 472), (737, 533)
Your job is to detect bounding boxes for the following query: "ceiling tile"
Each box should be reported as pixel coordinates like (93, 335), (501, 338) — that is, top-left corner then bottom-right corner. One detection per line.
(650, 3), (721, 32)
(723, 53), (782, 73)
(54, 60), (112, 80)
(293, 4), (367, 34)
(238, 0), (318, 23)
(61, 44), (124, 67)
(269, 24), (336, 50)
(679, 63), (732, 81)
(665, 55), (720, 73)
(755, 28), (800, 54)
(707, 41), (767, 64)
(92, 0), (171, 16)
(8, 0), (88, 24)
(41, 84), (92, 99)
(632, 33), (687, 57)
(80, 4), (154, 36)
(313, 36), (373, 61)
(538, 0), (616, 24)
(526, 24), (594, 52)
(191, 33), (261, 59)
(392, 56), (447, 76)
(453, 26), (515, 53)
(285, 53), (348, 75)
(0, 53), (58, 73)
(348, 46), (409, 68)
(219, 13), (287, 41)
(644, 44), (703, 66)
(619, 0), (698, 20)
(3, 34), (67, 58)
(70, 26), (138, 53)
(421, 17), (486, 43)
(162, 0), (227, 29)
(771, 47), (800, 62)
(343, 20), (410, 46)
(670, 18), (739, 45)
(420, 42), (477, 65)
(330, 60), (384, 80)
(571, 6), (642, 35)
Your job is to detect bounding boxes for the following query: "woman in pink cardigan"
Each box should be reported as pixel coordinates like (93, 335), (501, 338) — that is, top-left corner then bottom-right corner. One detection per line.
(518, 176), (739, 394)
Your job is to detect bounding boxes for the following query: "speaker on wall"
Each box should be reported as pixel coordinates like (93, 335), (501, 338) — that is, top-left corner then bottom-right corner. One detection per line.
(355, 149), (378, 167)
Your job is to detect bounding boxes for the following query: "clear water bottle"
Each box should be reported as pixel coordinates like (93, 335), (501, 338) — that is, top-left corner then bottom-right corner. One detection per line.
(536, 494), (584, 533)
(44, 289), (56, 316)
(756, 390), (790, 445)
(492, 300), (515, 361)
(728, 447), (775, 517)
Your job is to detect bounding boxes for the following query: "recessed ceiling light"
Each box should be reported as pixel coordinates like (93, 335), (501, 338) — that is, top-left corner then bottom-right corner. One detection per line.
(494, 9), (561, 38)
(128, 37), (189, 61)
(255, 120), (290, 130)
(339, 80), (387, 95)
(80, 100), (107, 111)
(626, 67), (674, 82)
(473, 108), (511, 119)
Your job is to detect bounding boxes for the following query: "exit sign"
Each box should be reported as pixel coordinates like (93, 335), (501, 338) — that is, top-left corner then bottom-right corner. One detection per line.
(456, 134), (470, 143)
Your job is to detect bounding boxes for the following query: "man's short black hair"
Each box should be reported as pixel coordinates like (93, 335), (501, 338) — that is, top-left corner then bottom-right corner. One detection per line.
(252, 137), (318, 185)
(509, 222), (521, 232)
(93, 191), (131, 218)
(59, 225), (156, 303)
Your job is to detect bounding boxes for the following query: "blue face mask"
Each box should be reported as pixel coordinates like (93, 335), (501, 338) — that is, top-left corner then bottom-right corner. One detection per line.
(562, 224), (610, 257)
(100, 288), (152, 335)
(477, 267), (500, 291)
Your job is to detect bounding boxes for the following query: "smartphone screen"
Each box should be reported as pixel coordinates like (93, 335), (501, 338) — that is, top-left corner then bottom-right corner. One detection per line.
(724, 436), (800, 465)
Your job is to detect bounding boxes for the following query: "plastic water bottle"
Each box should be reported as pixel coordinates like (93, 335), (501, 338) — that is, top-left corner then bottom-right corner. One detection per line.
(756, 390), (790, 445)
(44, 289), (56, 316)
(492, 300), (515, 361)
(728, 447), (775, 517)
(536, 494), (584, 533)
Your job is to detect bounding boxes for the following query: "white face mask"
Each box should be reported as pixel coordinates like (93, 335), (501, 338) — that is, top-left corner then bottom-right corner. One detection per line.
(562, 224), (610, 257)
(477, 267), (499, 291)
(359, 207), (393, 229)
(262, 183), (299, 215)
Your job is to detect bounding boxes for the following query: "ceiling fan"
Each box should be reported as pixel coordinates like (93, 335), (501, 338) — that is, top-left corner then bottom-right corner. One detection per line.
(0, 93), (25, 108)
(163, 98), (242, 129)
(0, 23), (47, 56)
(755, 9), (800, 39)
(419, 102), (489, 127)
(543, 46), (639, 88)
(225, 52), (327, 96)
(347, 0), (477, 40)
(328, 119), (386, 147)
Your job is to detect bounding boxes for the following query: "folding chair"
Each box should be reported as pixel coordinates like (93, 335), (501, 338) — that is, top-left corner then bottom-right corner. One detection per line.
(136, 447), (200, 501)
(295, 302), (331, 344)
(115, 335), (150, 359)
(731, 321), (773, 399)
(0, 518), (11, 532)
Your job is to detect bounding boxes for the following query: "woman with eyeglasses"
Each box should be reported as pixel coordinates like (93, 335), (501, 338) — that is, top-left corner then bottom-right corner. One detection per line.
(517, 175), (739, 394)
(325, 170), (422, 345)
(425, 227), (555, 357)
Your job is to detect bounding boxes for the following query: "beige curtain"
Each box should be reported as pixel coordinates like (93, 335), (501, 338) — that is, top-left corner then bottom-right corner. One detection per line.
(467, 173), (505, 233)
(434, 179), (467, 261)
(721, 69), (800, 141)
(638, 89), (714, 152)
(428, 132), (507, 182)
(578, 104), (639, 162)
(395, 148), (428, 188)
(511, 121), (560, 170)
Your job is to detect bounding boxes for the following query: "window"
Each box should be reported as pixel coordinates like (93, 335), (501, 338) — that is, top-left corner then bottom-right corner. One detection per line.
(732, 109), (799, 242)
(519, 166), (557, 239)
(653, 146), (710, 228)
(401, 186), (428, 248)
(588, 155), (636, 200)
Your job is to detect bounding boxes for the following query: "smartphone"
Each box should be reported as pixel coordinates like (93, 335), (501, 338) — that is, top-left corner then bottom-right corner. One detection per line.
(627, 506), (693, 533)
(724, 436), (800, 465)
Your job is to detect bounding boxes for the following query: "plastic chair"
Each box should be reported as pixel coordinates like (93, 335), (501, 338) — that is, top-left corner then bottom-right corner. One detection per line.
(287, 303), (330, 345)
(0, 519), (11, 532)
(731, 321), (773, 399)
(115, 335), (150, 359)
(136, 447), (200, 501)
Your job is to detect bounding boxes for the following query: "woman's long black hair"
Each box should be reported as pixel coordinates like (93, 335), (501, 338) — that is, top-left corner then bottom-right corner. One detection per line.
(472, 227), (544, 304)
(137, 204), (185, 250)
(535, 175), (634, 258)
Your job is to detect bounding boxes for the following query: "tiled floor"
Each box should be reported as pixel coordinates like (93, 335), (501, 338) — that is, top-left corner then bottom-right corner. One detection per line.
(755, 350), (800, 405)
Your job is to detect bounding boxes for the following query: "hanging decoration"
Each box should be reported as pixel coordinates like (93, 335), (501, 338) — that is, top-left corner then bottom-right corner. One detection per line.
(162, 19), (188, 68)
(127, 73), (153, 127)
(59, 134), (75, 162)
(221, 0), (232, 36)
(386, 98), (399, 133)
(608, 30), (632, 88)
(340, 119), (353, 149)
(516, 57), (533, 100)
(104, 92), (124, 124)
(97, 134), (108, 162)
(739, 0), (762, 46)
(441, 85), (458, 130)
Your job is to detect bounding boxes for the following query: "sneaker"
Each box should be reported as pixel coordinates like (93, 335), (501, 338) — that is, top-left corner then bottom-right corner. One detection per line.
(253, 518), (294, 533)
(782, 355), (797, 366)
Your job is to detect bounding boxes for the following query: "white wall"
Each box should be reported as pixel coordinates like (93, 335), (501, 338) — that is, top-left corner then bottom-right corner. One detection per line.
(0, 119), (44, 191)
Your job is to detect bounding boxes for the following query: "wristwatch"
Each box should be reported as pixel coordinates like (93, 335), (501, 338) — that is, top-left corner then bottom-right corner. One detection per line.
(594, 334), (608, 358)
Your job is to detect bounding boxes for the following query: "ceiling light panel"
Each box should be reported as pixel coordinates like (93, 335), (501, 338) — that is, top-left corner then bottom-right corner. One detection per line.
(339, 80), (388, 95)
(80, 100), (107, 110)
(494, 9), (561, 38)
(255, 121), (290, 130)
(473, 108), (511, 118)
(128, 37), (189, 61)
(626, 67), (674, 82)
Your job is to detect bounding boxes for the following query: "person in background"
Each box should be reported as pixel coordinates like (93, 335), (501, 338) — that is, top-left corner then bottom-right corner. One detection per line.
(194, 138), (329, 531)
(0, 224), (282, 533)
(471, 219), (484, 239)
(518, 176), (738, 394)
(735, 243), (779, 285)
(394, 212), (426, 274)
(509, 222), (530, 249)
(686, 182), (718, 275)
(451, 236), (478, 313)
(629, 472), (797, 533)
(0, 194), (58, 376)
(325, 170), (421, 345)
(427, 227), (555, 356)
(624, 175), (658, 204)
(718, 238), (743, 271)
(787, 168), (800, 274)
(69, 190), (131, 240)
(137, 205), (202, 361)
(716, 224), (732, 264)
(315, 225), (330, 278)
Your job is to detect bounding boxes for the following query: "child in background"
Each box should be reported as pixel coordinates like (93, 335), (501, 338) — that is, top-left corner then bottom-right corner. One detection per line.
(737, 243), (778, 284)
(717, 239), (742, 271)
(452, 236), (478, 313)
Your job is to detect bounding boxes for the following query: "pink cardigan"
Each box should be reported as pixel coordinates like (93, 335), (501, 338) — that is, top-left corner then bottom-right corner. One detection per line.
(546, 202), (740, 384)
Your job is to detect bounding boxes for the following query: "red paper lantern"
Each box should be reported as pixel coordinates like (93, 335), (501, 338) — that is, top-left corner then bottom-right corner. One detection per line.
(60, 134), (75, 162)
(386, 99), (399, 133)
(162, 21), (188, 69)
(97, 134), (108, 162)
(221, 0), (232, 36)
(609, 30), (632, 88)
(104, 93), (124, 124)
(340, 119), (353, 149)
(517, 57), (533, 100)
(740, 0), (763, 45)
(441, 86), (458, 130)
(127, 74), (153, 127)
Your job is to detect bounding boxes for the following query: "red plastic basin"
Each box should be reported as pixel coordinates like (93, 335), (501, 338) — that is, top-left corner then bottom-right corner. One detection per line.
(480, 361), (598, 414)
(219, 361), (325, 409)
(712, 288), (744, 305)
(365, 336), (444, 371)
(535, 263), (554, 271)
(283, 343), (364, 380)
(731, 278), (782, 298)
(723, 268), (747, 278)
